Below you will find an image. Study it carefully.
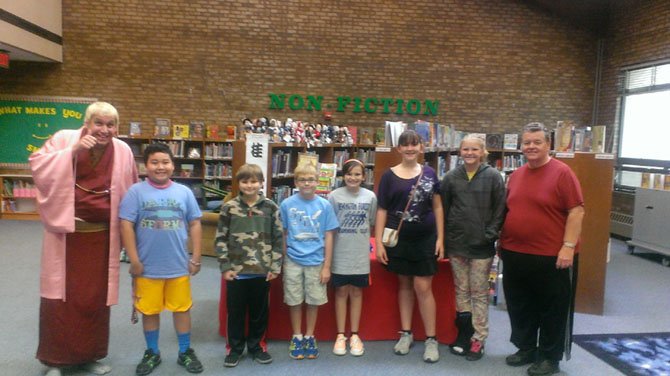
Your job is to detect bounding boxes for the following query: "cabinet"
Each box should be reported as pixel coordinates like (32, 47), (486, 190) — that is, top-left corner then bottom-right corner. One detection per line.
(555, 152), (614, 315)
(627, 188), (670, 266)
(0, 174), (39, 220)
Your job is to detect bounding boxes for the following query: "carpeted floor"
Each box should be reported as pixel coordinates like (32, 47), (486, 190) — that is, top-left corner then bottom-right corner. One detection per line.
(574, 332), (670, 376)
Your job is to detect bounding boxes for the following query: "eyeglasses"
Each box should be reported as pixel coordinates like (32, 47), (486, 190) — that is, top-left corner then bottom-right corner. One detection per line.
(296, 178), (317, 183)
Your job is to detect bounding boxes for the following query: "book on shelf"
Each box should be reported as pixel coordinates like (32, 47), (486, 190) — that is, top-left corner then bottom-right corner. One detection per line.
(129, 121), (142, 136)
(581, 127), (593, 152)
(297, 152), (319, 170)
(665, 175), (670, 191)
(573, 128), (585, 152)
(333, 150), (350, 169)
(206, 124), (221, 139)
(355, 149), (375, 165)
(226, 125), (237, 141)
(555, 120), (575, 152)
(136, 161), (147, 175)
(375, 127), (387, 146)
(413, 120), (431, 147)
(179, 163), (195, 177)
(272, 150), (293, 177)
(452, 130), (466, 149)
(385, 121), (406, 147)
(347, 126), (358, 144)
(503, 133), (519, 150)
(591, 125), (606, 153)
(172, 124), (189, 139)
(359, 127), (374, 145)
(205, 142), (233, 159)
(154, 118), (171, 138)
(485, 133), (503, 150)
(128, 143), (141, 155)
(316, 163), (338, 192)
(189, 120), (205, 139)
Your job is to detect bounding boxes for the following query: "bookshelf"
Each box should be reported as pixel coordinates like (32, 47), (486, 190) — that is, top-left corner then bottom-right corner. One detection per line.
(0, 173), (39, 220)
(118, 136), (243, 208)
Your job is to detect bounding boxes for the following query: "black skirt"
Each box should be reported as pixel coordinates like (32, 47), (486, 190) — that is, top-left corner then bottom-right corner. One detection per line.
(385, 233), (438, 276)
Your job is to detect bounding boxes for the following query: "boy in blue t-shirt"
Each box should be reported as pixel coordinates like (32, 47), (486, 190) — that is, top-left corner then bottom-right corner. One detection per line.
(120, 143), (203, 375)
(280, 164), (339, 360)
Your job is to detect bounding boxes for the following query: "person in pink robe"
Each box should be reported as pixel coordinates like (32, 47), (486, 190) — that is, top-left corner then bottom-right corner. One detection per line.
(29, 102), (138, 376)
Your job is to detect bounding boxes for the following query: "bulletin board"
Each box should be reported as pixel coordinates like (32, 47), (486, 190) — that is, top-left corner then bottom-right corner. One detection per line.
(0, 95), (95, 168)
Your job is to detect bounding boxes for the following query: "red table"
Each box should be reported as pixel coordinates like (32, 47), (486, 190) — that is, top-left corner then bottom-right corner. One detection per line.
(219, 254), (457, 344)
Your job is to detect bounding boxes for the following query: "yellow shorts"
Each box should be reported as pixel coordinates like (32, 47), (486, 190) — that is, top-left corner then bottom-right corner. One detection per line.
(134, 276), (192, 315)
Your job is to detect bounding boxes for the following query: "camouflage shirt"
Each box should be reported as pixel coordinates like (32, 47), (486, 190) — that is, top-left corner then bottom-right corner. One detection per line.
(215, 195), (283, 275)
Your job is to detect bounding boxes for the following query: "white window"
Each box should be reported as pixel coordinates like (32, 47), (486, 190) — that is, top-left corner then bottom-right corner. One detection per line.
(616, 62), (670, 188)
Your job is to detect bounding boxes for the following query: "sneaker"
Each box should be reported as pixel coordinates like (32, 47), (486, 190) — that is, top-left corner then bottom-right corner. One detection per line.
(423, 338), (440, 363)
(223, 352), (241, 367)
(304, 336), (319, 359)
(393, 331), (414, 355)
(136, 349), (161, 376)
(349, 334), (365, 356)
(177, 348), (204, 374)
(252, 350), (273, 364)
(466, 339), (484, 361)
(289, 336), (305, 360)
(45, 368), (62, 376)
(333, 333), (347, 355)
(505, 348), (537, 367)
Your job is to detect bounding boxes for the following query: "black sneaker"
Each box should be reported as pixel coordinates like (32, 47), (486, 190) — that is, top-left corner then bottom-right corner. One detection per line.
(252, 350), (273, 364)
(224, 352), (241, 367)
(527, 359), (560, 376)
(136, 349), (161, 376)
(178, 348), (204, 373)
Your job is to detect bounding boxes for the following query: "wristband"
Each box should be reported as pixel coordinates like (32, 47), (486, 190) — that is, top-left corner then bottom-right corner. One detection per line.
(563, 241), (576, 249)
(189, 259), (201, 266)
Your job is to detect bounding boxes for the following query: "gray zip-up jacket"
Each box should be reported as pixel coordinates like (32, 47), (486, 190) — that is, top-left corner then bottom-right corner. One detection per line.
(440, 164), (506, 259)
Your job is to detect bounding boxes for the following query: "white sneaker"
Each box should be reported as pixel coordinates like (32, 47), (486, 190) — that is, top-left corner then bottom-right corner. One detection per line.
(393, 331), (414, 355)
(333, 333), (347, 355)
(80, 361), (112, 375)
(423, 338), (440, 363)
(349, 334), (365, 356)
(45, 367), (62, 376)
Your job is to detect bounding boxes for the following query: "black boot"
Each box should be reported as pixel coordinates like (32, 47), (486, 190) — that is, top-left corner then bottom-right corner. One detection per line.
(450, 312), (474, 355)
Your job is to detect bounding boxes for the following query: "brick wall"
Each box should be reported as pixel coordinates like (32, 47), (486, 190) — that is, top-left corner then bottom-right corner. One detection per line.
(0, 0), (598, 135)
(598, 0), (670, 152)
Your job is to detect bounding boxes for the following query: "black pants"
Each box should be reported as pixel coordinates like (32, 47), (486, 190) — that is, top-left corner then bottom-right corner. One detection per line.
(501, 249), (578, 361)
(226, 277), (270, 355)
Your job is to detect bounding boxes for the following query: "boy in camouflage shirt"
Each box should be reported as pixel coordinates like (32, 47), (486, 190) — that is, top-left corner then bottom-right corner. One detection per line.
(215, 164), (283, 367)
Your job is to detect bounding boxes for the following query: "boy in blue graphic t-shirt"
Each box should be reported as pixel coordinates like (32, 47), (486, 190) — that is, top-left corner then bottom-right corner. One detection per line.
(280, 164), (339, 360)
(120, 143), (203, 375)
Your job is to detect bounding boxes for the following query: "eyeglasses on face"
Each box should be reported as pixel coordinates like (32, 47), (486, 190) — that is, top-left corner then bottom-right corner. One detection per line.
(296, 178), (317, 183)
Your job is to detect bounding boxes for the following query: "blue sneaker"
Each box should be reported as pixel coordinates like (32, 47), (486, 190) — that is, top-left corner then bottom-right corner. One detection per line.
(289, 337), (304, 360)
(304, 336), (319, 359)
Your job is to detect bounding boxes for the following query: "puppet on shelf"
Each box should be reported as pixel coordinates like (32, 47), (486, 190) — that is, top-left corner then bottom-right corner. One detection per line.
(283, 118), (294, 142)
(268, 119), (282, 142)
(242, 118), (254, 139)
